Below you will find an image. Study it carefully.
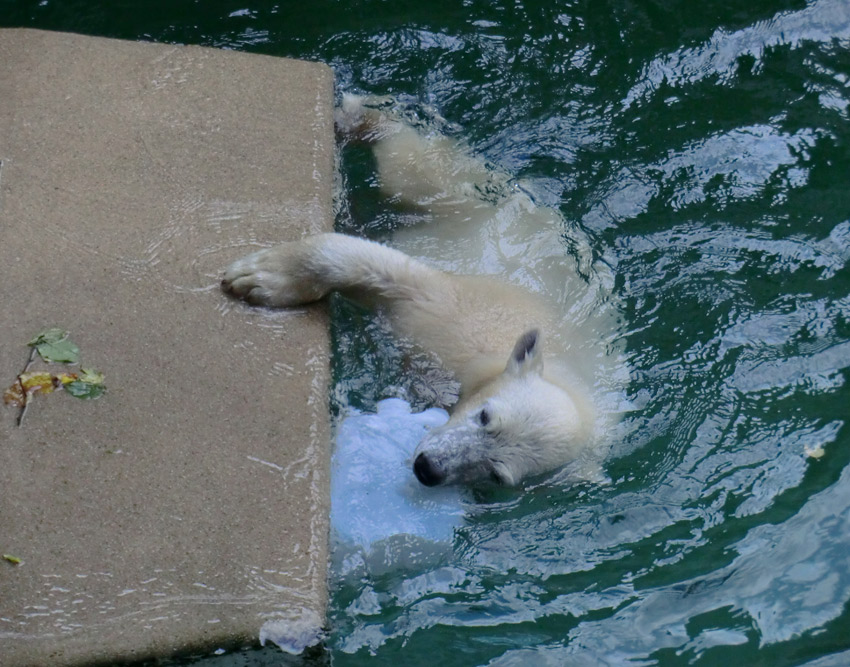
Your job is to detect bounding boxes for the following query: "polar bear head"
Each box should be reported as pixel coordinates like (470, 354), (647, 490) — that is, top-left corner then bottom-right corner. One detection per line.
(412, 330), (591, 487)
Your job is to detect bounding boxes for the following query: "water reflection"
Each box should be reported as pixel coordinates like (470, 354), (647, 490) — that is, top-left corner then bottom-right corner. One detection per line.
(583, 124), (818, 231)
(487, 461), (850, 664)
(623, 0), (850, 109)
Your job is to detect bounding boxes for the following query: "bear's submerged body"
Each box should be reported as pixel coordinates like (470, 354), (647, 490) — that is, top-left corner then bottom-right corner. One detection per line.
(223, 96), (626, 487)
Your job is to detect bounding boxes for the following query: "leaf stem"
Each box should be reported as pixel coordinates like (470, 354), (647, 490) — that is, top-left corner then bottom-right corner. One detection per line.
(15, 346), (38, 427)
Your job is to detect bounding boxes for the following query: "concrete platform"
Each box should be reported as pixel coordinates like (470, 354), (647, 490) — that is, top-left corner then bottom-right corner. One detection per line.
(0, 29), (334, 665)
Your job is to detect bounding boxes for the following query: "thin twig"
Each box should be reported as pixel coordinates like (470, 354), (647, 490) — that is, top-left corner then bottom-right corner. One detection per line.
(15, 346), (38, 427)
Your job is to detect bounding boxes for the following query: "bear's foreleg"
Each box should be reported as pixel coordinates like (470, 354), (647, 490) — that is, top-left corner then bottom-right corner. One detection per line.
(222, 233), (447, 309)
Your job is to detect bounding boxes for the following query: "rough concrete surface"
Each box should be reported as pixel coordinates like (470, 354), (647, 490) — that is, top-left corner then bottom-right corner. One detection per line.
(0, 29), (333, 665)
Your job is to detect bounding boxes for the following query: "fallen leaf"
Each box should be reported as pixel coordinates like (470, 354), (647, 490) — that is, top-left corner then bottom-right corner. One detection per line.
(20, 371), (57, 395)
(3, 371), (78, 407)
(28, 328), (80, 364)
(28, 328), (67, 347)
(35, 339), (80, 364)
(3, 554), (22, 565)
(65, 381), (107, 400)
(65, 367), (106, 400)
(6, 329), (106, 420)
(78, 367), (105, 385)
(3, 382), (24, 406)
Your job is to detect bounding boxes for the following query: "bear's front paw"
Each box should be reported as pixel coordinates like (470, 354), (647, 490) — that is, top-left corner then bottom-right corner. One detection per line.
(222, 245), (324, 308)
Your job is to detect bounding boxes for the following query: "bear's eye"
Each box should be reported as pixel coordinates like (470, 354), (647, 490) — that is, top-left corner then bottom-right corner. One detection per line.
(477, 408), (490, 427)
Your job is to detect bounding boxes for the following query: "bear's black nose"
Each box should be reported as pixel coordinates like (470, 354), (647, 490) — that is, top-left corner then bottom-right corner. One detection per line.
(414, 452), (444, 486)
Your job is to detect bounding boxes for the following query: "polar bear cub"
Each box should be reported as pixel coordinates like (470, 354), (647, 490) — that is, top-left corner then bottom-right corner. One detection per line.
(223, 96), (620, 487)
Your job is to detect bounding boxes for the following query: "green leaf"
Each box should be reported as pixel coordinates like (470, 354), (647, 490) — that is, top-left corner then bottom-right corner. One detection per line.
(66, 367), (106, 399)
(35, 339), (80, 364)
(65, 381), (106, 400)
(28, 327), (68, 347)
(3, 554), (22, 565)
(28, 328), (80, 363)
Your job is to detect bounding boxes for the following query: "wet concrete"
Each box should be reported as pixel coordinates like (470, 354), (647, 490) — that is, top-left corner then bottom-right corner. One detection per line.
(0, 29), (333, 665)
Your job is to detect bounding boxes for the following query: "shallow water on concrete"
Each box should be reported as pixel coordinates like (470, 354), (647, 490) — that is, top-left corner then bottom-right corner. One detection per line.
(5, 0), (850, 664)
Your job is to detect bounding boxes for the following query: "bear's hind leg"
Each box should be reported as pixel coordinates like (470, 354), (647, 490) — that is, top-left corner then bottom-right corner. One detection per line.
(334, 94), (395, 142)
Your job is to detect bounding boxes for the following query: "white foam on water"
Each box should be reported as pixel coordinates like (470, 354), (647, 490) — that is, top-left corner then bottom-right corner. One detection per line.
(330, 398), (467, 572)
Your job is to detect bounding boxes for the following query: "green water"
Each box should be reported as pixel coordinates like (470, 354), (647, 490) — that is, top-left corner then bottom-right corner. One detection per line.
(4, 0), (849, 665)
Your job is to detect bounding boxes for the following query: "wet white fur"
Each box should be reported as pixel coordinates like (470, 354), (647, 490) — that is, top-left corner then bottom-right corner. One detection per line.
(223, 95), (624, 486)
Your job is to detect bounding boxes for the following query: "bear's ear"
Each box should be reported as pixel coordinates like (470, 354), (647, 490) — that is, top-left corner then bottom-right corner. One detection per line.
(506, 329), (543, 377)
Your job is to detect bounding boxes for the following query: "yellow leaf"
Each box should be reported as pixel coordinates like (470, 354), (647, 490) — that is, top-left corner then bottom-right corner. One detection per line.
(78, 368), (105, 385)
(4, 371), (79, 407)
(56, 373), (78, 386)
(19, 371), (58, 395)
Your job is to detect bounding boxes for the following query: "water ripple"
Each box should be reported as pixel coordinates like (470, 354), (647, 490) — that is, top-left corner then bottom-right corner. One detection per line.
(623, 0), (850, 109)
